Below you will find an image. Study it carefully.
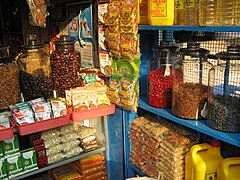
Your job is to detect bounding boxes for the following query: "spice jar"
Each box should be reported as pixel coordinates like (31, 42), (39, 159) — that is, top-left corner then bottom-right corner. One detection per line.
(0, 46), (20, 109)
(207, 45), (240, 132)
(18, 39), (54, 101)
(50, 35), (82, 97)
(147, 42), (178, 108)
(172, 42), (212, 120)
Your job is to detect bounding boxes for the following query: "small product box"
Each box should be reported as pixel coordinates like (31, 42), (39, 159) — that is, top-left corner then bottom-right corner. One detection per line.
(0, 142), (4, 159)
(2, 134), (20, 156)
(6, 153), (24, 178)
(0, 158), (8, 180)
(21, 148), (38, 172)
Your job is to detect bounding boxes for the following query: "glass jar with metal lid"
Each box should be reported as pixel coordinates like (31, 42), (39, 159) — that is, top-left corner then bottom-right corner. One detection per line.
(147, 41), (178, 108)
(172, 42), (212, 120)
(18, 39), (54, 101)
(207, 45), (240, 132)
(0, 46), (20, 109)
(50, 35), (81, 97)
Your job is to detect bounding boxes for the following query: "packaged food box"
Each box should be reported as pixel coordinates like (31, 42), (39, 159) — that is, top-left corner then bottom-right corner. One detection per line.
(0, 158), (8, 180)
(21, 148), (38, 172)
(6, 153), (24, 178)
(2, 134), (20, 157)
(0, 142), (4, 159)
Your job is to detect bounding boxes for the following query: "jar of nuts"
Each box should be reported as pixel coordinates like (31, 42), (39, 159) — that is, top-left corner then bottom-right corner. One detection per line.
(147, 41), (178, 108)
(18, 39), (54, 101)
(0, 46), (21, 110)
(207, 45), (240, 132)
(172, 42), (212, 120)
(50, 35), (82, 97)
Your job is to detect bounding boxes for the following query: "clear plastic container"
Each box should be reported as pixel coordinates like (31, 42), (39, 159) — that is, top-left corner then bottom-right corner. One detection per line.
(217, 0), (235, 25)
(185, 0), (199, 25)
(172, 42), (212, 120)
(175, 0), (186, 25)
(235, 1), (240, 25)
(50, 35), (81, 97)
(0, 46), (20, 109)
(147, 41), (178, 108)
(199, 0), (218, 26)
(18, 40), (54, 101)
(207, 45), (240, 132)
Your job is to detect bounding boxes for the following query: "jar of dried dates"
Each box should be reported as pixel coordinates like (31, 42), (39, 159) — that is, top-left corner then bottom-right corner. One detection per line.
(147, 41), (178, 108)
(207, 45), (240, 132)
(18, 39), (54, 101)
(50, 35), (81, 97)
(0, 46), (20, 109)
(172, 42), (212, 120)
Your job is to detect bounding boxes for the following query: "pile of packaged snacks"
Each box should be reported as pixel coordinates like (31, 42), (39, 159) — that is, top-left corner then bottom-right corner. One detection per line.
(104, 0), (139, 60)
(0, 135), (38, 179)
(0, 111), (11, 129)
(9, 97), (67, 125)
(65, 85), (110, 113)
(74, 153), (106, 179)
(49, 153), (106, 180)
(130, 116), (198, 179)
(26, 0), (49, 28)
(30, 123), (99, 165)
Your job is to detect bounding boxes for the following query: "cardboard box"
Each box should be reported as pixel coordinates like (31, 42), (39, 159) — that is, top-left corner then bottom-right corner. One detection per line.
(6, 153), (24, 178)
(0, 158), (8, 180)
(2, 134), (20, 157)
(21, 148), (38, 172)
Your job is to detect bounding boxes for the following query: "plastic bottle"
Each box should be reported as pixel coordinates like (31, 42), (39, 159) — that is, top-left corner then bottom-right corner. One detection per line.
(185, 0), (199, 25)
(139, 0), (149, 24)
(175, 0), (186, 25)
(217, 0), (235, 25)
(148, 0), (174, 25)
(235, 0), (240, 25)
(199, 0), (218, 26)
(217, 157), (240, 180)
(185, 141), (223, 180)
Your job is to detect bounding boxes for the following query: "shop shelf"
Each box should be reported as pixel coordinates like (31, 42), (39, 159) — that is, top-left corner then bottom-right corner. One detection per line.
(71, 104), (116, 122)
(129, 163), (147, 177)
(138, 96), (240, 147)
(138, 25), (240, 32)
(13, 146), (106, 180)
(0, 119), (15, 141)
(12, 114), (71, 136)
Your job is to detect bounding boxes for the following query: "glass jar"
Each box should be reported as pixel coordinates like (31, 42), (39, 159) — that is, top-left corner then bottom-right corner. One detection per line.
(50, 35), (81, 97)
(0, 46), (20, 109)
(147, 41), (178, 108)
(207, 45), (240, 132)
(172, 42), (212, 120)
(18, 39), (54, 101)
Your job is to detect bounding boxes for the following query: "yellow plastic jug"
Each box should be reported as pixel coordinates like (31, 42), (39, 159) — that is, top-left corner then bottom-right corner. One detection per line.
(217, 157), (240, 180)
(185, 141), (223, 180)
(148, 0), (174, 25)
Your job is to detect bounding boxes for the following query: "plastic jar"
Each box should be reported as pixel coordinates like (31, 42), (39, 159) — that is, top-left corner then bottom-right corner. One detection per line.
(50, 35), (81, 97)
(172, 42), (212, 120)
(147, 42), (178, 108)
(18, 39), (54, 101)
(207, 45), (240, 132)
(0, 46), (20, 109)
(199, 0), (218, 26)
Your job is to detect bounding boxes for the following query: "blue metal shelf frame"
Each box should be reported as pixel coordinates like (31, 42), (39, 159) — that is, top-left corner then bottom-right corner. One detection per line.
(138, 25), (240, 32)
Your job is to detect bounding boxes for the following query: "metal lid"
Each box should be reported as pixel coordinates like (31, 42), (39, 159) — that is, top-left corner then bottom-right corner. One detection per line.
(216, 45), (240, 60)
(55, 35), (74, 45)
(24, 39), (43, 50)
(179, 42), (210, 58)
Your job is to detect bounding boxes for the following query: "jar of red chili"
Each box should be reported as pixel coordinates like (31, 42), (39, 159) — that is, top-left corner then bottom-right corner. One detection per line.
(147, 41), (178, 108)
(50, 35), (82, 97)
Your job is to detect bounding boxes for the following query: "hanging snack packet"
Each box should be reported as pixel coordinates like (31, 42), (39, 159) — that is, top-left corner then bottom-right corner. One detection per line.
(107, 75), (121, 105)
